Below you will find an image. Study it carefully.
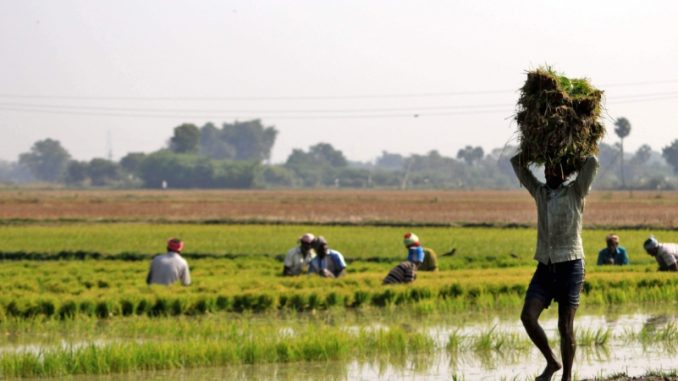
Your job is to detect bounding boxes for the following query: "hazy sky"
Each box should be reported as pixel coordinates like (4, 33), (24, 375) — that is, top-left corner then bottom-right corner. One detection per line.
(1, 1), (677, 164)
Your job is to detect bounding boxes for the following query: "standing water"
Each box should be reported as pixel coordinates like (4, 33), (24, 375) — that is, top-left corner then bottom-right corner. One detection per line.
(31, 307), (678, 381)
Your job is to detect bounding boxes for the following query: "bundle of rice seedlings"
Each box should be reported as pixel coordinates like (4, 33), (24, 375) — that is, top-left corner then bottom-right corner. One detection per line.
(515, 66), (605, 169)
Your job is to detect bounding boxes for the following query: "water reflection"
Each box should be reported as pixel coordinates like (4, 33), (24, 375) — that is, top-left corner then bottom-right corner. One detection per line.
(14, 307), (678, 380)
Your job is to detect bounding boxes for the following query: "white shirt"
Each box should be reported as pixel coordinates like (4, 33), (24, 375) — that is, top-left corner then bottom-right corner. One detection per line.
(147, 251), (191, 286)
(657, 243), (678, 269)
(283, 246), (315, 275)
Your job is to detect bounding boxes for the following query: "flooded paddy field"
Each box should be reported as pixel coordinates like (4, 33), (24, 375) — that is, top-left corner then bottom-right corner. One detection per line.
(0, 190), (677, 379)
(3, 305), (678, 380)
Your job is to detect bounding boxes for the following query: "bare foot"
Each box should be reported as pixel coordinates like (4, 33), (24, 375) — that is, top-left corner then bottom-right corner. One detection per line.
(535, 361), (562, 381)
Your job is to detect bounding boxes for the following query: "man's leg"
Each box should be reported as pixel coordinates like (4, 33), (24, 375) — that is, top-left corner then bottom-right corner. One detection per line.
(521, 297), (562, 380)
(558, 304), (577, 381)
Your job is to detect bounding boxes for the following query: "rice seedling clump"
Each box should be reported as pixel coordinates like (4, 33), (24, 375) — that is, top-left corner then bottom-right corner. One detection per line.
(515, 66), (605, 168)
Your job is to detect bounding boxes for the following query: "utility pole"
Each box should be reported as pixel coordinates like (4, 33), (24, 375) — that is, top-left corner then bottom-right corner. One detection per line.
(106, 130), (113, 161)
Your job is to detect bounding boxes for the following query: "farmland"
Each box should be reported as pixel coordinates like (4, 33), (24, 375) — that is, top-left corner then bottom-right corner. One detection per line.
(0, 189), (677, 228)
(0, 190), (678, 379)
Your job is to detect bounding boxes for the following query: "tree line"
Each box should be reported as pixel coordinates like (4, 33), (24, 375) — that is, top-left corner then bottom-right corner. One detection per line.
(2, 118), (678, 190)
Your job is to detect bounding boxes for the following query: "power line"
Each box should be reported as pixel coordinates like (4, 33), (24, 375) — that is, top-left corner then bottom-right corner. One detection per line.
(0, 90), (677, 116)
(0, 89), (517, 102)
(601, 79), (678, 87)
(0, 87), (677, 120)
(1, 78), (678, 102)
(0, 105), (514, 120)
(0, 101), (511, 114)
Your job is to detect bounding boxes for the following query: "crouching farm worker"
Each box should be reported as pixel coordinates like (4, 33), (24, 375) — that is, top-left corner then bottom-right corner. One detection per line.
(146, 238), (191, 286)
(307, 236), (347, 278)
(596, 234), (629, 266)
(419, 247), (439, 272)
(283, 233), (316, 276)
(644, 236), (678, 271)
(383, 232), (425, 285)
(512, 154), (598, 381)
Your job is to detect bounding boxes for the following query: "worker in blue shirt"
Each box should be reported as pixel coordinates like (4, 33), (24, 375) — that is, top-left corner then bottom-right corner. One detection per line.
(596, 234), (629, 265)
(308, 236), (347, 278)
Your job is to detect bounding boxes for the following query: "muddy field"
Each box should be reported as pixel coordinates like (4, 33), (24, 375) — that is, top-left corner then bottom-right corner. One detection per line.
(0, 189), (676, 228)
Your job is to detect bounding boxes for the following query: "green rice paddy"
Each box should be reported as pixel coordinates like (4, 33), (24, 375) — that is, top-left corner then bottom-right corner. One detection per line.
(1, 223), (678, 378)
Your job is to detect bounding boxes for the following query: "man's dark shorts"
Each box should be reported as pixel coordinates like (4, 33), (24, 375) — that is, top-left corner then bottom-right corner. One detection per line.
(525, 259), (585, 308)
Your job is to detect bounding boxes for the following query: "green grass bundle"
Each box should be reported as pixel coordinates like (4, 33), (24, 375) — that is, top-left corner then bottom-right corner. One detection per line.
(515, 66), (605, 168)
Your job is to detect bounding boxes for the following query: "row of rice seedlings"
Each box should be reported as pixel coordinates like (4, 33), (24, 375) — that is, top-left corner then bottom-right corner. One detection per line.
(620, 321), (678, 349)
(3, 273), (678, 322)
(576, 327), (611, 347)
(446, 327), (532, 354)
(1, 223), (674, 267)
(0, 325), (434, 378)
(2, 256), (677, 304)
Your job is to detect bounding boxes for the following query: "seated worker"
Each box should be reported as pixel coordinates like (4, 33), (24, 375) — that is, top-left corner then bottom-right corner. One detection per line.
(283, 233), (316, 276)
(383, 232), (425, 284)
(308, 236), (347, 278)
(644, 236), (678, 271)
(596, 234), (629, 265)
(146, 238), (191, 286)
(419, 247), (439, 271)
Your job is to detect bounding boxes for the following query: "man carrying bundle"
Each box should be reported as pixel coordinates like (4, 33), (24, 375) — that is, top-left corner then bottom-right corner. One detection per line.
(513, 67), (603, 381)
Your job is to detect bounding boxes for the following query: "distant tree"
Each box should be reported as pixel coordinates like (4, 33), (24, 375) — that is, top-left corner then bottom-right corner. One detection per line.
(0, 160), (34, 184)
(487, 146), (518, 181)
(64, 161), (89, 185)
(308, 143), (347, 167)
(196, 120), (277, 162)
(120, 152), (147, 176)
(284, 143), (347, 187)
(285, 149), (308, 167)
(18, 138), (71, 182)
(614, 117), (631, 188)
(199, 122), (236, 160)
(88, 159), (121, 186)
(375, 151), (404, 171)
(456, 145), (484, 165)
(139, 151), (211, 188)
(663, 140), (678, 174)
(137, 151), (259, 189)
(170, 124), (200, 153)
(221, 120), (278, 162)
(258, 165), (299, 187)
(630, 144), (652, 166)
(286, 144), (347, 168)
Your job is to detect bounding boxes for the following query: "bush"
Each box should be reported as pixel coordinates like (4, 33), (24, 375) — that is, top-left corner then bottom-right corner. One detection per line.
(79, 300), (96, 316)
(371, 289), (397, 307)
(58, 301), (78, 319)
(136, 298), (151, 316)
(95, 301), (112, 318)
(121, 299), (136, 316)
(255, 294), (274, 312)
(215, 295), (230, 311)
(37, 299), (56, 318)
(289, 294), (307, 311)
(150, 298), (170, 316)
(352, 291), (369, 308)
